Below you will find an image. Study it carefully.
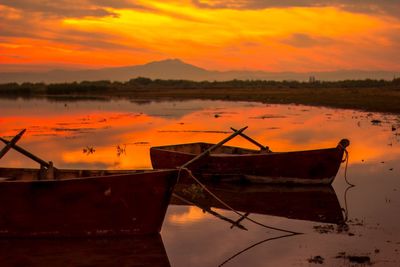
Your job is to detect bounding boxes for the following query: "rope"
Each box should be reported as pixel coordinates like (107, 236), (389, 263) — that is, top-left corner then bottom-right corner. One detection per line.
(342, 184), (355, 223)
(338, 146), (354, 223)
(218, 232), (300, 267)
(341, 148), (354, 187)
(177, 167), (302, 235)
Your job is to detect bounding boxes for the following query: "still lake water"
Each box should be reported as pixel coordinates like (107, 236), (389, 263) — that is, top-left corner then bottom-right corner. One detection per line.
(0, 97), (399, 266)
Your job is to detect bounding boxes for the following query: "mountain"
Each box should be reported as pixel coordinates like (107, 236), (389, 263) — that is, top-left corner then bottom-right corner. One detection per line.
(0, 59), (398, 83)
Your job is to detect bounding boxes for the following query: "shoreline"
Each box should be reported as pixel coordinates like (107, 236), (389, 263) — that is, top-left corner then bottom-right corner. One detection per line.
(1, 78), (400, 114)
(2, 87), (400, 114)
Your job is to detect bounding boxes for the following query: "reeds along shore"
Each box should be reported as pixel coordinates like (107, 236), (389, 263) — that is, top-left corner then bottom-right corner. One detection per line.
(1, 78), (400, 114)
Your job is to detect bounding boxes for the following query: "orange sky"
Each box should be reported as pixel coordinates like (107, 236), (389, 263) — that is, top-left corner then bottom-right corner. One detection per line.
(1, 0), (400, 72)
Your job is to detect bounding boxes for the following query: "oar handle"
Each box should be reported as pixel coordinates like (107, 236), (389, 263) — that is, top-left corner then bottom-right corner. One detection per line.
(0, 129), (26, 159)
(181, 126), (248, 168)
(230, 127), (269, 151)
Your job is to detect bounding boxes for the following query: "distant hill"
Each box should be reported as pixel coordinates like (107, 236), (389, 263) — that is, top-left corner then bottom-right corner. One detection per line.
(0, 59), (399, 83)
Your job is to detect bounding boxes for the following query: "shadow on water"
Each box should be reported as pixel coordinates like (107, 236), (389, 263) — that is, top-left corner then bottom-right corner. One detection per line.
(217, 232), (298, 267)
(171, 183), (345, 225)
(0, 235), (171, 267)
(170, 181), (351, 266)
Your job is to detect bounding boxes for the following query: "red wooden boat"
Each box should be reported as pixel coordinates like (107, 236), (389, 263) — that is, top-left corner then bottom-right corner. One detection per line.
(151, 139), (349, 185)
(171, 183), (344, 224)
(0, 167), (180, 237)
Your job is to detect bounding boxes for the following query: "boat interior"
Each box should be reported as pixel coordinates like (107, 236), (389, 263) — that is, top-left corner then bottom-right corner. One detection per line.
(155, 142), (266, 155)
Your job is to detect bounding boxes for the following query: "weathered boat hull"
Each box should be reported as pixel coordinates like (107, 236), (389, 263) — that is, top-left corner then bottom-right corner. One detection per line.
(150, 140), (349, 185)
(0, 168), (179, 237)
(171, 183), (344, 224)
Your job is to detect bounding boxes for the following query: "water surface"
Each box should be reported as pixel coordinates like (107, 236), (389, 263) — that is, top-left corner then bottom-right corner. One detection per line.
(1, 97), (399, 266)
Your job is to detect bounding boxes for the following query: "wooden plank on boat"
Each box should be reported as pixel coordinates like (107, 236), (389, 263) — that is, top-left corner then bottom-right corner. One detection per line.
(0, 129), (26, 159)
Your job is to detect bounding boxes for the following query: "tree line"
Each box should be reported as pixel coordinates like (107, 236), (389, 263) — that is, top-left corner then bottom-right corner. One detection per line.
(1, 77), (400, 96)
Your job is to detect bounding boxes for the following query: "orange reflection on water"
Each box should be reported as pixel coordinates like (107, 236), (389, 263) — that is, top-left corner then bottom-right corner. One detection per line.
(1, 112), (155, 137)
(168, 206), (207, 225)
(1, 99), (399, 170)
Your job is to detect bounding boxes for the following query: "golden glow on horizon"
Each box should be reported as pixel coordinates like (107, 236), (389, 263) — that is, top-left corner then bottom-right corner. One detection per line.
(1, 1), (399, 71)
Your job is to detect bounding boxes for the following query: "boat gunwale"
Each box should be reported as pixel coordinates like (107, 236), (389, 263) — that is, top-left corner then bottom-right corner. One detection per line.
(150, 142), (343, 157)
(0, 167), (179, 183)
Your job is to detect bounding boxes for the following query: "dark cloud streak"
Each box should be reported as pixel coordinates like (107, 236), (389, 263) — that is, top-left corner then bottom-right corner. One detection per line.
(0, 13), (151, 52)
(192, 0), (400, 19)
(0, 0), (148, 18)
(283, 33), (334, 48)
(0, 0), (155, 52)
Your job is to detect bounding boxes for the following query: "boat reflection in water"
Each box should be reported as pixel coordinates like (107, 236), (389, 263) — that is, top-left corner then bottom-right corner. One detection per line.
(0, 234), (170, 267)
(171, 182), (345, 225)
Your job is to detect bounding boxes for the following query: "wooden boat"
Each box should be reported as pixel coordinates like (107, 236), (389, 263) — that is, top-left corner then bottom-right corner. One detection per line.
(0, 167), (180, 237)
(151, 139), (350, 185)
(171, 183), (345, 224)
(0, 128), (246, 237)
(0, 234), (170, 266)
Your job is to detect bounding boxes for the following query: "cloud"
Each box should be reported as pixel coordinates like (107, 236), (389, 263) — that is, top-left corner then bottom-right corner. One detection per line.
(52, 30), (153, 52)
(0, 0), (147, 18)
(0, 7), (150, 53)
(283, 33), (333, 48)
(192, 0), (400, 19)
(0, 54), (26, 59)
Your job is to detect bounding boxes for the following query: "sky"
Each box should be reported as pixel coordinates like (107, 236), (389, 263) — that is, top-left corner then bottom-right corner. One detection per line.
(1, 0), (400, 72)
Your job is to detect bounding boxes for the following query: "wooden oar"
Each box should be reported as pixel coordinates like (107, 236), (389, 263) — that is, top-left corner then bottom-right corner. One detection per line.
(230, 127), (269, 151)
(0, 129), (26, 159)
(0, 137), (51, 168)
(181, 126), (248, 168)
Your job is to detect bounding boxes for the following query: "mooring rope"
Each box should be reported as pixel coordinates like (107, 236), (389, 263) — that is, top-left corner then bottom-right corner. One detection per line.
(341, 147), (354, 187)
(338, 145), (354, 223)
(178, 167), (302, 235)
(342, 184), (355, 223)
(218, 232), (299, 267)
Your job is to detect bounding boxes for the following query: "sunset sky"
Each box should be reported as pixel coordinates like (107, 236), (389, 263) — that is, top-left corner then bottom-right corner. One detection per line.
(1, 0), (400, 72)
